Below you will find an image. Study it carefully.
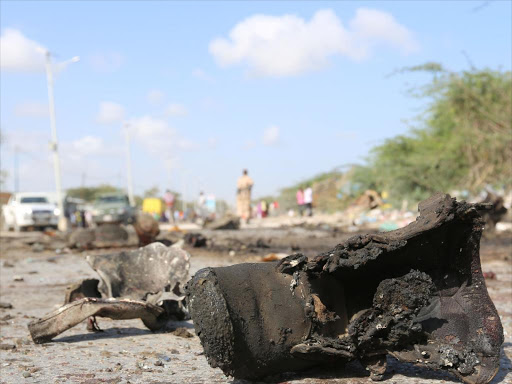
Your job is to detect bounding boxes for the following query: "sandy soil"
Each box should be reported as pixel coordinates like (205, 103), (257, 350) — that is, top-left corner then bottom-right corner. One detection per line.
(0, 228), (511, 384)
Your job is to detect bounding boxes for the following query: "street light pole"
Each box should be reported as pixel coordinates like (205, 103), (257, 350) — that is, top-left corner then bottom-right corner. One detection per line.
(43, 50), (79, 231)
(14, 146), (19, 192)
(124, 123), (135, 207)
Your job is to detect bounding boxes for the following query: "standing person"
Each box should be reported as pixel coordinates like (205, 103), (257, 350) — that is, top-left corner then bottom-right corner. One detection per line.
(261, 200), (268, 218)
(163, 189), (175, 223)
(304, 186), (313, 216)
(236, 169), (254, 223)
(197, 191), (206, 220)
(296, 188), (305, 216)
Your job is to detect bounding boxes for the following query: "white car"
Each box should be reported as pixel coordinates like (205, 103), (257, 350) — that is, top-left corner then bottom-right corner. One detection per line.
(1, 192), (59, 231)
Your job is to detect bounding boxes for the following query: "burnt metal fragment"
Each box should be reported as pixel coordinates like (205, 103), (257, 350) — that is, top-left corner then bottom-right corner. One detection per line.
(29, 243), (190, 343)
(28, 298), (165, 344)
(186, 193), (503, 384)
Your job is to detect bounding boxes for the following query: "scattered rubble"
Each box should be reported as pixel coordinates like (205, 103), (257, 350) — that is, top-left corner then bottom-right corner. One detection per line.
(261, 252), (288, 262)
(0, 302), (13, 309)
(133, 212), (160, 246)
(28, 242), (190, 343)
(170, 327), (194, 338)
(483, 271), (497, 280)
(68, 228), (95, 249)
(68, 224), (131, 249)
(184, 233), (208, 247)
(204, 215), (240, 230)
(352, 189), (383, 210)
(186, 193), (504, 384)
(480, 191), (508, 231)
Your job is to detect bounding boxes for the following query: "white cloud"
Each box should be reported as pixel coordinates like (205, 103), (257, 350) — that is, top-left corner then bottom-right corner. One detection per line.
(349, 8), (419, 57)
(209, 8), (418, 77)
(263, 125), (280, 146)
(147, 89), (165, 105)
(126, 116), (198, 168)
(165, 103), (188, 117)
(69, 136), (104, 158)
(192, 68), (215, 83)
(89, 52), (124, 73)
(96, 101), (125, 125)
(14, 101), (49, 118)
(0, 29), (46, 72)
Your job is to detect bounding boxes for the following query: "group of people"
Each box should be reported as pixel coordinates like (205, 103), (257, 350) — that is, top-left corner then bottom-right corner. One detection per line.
(236, 169), (314, 222)
(296, 186), (313, 216)
(255, 200), (279, 219)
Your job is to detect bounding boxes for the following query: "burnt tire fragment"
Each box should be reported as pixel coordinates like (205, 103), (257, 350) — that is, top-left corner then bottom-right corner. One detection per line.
(186, 193), (504, 383)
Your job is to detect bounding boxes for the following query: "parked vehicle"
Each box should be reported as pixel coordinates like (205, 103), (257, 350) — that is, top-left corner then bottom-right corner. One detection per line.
(1, 192), (59, 231)
(91, 193), (135, 225)
(142, 198), (164, 220)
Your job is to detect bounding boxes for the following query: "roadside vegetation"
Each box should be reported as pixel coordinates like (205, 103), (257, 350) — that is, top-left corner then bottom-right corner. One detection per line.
(270, 64), (512, 211)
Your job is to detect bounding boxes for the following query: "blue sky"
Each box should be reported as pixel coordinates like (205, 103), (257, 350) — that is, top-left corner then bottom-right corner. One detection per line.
(1, 1), (510, 203)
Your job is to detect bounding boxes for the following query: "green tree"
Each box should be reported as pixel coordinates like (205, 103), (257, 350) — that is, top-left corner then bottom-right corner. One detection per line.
(356, 65), (511, 204)
(143, 186), (160, 198)
(66, 184), (120, 202)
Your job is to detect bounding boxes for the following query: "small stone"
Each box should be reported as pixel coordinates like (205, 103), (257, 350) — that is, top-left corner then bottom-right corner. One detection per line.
(170, 327), (193, 338)
(157, 354), (171, 361)
(0, 343), (16, 350)
(22, 371), (32, 378)
(0, 302), (13, 309)
(154, 360), (164, 366)
(13, 276), (24, 282)
(31, 243), (45, 252)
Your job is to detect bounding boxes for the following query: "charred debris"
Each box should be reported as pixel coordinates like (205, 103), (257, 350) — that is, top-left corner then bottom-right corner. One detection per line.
(186, 193), (504, 384)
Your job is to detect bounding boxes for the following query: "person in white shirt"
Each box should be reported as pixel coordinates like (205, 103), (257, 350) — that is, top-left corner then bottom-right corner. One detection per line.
(304, 186), (313, 216)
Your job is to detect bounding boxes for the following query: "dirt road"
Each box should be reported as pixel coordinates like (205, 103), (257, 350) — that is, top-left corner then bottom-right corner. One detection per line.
(0, 228), (510, 384)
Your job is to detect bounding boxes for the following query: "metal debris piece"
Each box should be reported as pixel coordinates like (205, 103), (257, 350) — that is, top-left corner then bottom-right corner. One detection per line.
(186, 193), (503, 384)
(64, 278), (102, 303)
(28, 242), (190, 343)
(86, 242), (190, 301)
(29, 298), (165, 344)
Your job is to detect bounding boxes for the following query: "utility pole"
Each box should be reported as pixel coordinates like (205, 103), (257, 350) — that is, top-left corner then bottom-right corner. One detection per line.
(43, 50), (79, 231)
(124, 123), (135, 206)
(14, 146), (19, 192)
